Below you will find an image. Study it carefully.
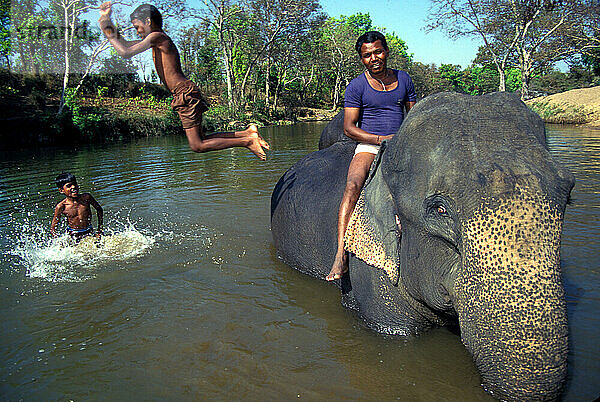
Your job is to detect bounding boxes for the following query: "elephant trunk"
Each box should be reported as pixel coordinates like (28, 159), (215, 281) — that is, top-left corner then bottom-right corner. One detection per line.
(455, 187), (568, 401)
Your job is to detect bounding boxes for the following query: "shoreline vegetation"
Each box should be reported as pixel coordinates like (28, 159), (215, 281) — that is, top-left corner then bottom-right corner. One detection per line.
(0, 70), (340, 149)
(526, 86), (600, 129)
(1, 70), (598, 150)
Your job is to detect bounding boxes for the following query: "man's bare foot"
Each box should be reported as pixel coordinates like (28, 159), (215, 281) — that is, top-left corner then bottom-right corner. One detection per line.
(326, 254), (348, 281)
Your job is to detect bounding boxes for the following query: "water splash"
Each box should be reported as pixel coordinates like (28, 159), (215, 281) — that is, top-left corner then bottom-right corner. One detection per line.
(8, 217), (158, 282)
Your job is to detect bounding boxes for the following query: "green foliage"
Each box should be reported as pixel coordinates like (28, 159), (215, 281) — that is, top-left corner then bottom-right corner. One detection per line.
(528, 100), (588, 124)
(0, 0), (10, 66)
(63, 87), (102, 134)
(4, 0), (598, 148)
(203, 104), (251, 132)
(531, 64), (600, 96)
(97, 86), (109, 98)
(505, 68), (522, 92)
(439, 64), (470, 93)
(344, 13), (373, 34)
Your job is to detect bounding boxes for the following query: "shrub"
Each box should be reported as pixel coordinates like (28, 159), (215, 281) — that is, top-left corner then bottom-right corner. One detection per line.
(528, 100), (589, 124)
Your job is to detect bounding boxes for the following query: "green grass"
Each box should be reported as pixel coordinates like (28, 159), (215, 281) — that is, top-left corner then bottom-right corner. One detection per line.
(528, 100), (589, 124)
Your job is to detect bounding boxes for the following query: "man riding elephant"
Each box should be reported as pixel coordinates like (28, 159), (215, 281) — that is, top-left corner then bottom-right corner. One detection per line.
(271, 90), (574, 400)
(327, 30), (416, 281)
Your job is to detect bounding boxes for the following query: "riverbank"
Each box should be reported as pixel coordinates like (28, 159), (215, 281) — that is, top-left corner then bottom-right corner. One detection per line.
(0, 71), (337, 149)
(3, 68), (598, 150)
(526, 86), (600, 128)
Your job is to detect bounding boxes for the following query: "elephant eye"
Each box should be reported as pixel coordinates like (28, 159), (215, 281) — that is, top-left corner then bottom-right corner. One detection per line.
(423, 195), (453, 221)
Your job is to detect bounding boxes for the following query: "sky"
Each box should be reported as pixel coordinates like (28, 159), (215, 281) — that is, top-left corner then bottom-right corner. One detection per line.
(69, 0), (483, 77)
(319, 0), (482, 68)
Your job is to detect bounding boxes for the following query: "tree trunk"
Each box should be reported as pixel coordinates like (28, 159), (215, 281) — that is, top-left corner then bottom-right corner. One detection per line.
(273, 69), (284, 112)
(498, 70), (506, 92)
(58, 2), (71, 115)
(331, 73), (340, 111)
(265, 55), (270, 115)
(520, 52), (532, 100)
(216, 14), (234, 108)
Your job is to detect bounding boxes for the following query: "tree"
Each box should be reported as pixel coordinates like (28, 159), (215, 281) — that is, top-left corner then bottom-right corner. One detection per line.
(243, 0), (321, 110)
(0, 0), (10, 68)
(427, 0), (600, 98)
(248, 0), (322, 115)
(319, 13), (373, 109)
(427, 0), (521, 92)
(54, 0), (102, 113)
(385, 32), (412, 71)
(503, 0), (600, 98)
(179, 25), (221, 93)
(194, 0), (250, 107)
(9, 0), (64, 75)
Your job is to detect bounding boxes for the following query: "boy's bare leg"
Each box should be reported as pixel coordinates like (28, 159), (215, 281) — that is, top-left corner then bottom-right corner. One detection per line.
(327, 152), (376, 281)
(184, 123), (270, 160)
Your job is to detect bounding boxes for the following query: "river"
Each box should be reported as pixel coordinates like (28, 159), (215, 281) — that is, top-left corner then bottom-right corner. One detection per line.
(0, 122), (598, 400)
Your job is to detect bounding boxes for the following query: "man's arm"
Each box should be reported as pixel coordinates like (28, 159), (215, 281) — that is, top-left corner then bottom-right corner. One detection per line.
(343, 107), (385, 145)
(51, 203), (64, 237)
(405, 101), (416, 112)
(88, 195), (104, 234)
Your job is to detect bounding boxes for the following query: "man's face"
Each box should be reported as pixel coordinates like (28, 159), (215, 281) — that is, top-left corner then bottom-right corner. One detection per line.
(360, 40), (388, 75)
(132, 18), (152, 38)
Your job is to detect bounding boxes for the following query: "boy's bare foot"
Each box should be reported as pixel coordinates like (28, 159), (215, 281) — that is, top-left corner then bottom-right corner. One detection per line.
(237, 125), (270, 159)
(248, 124), (270, 150)
(246, 133), (269, 160)
(326, 254), (348, 281)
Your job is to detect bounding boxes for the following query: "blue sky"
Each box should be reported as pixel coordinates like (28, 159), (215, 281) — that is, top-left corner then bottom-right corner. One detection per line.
(78, 0), (482, 74)
(319, 0), (481, 67)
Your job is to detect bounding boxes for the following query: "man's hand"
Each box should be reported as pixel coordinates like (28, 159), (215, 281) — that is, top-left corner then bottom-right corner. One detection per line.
(99, 1), (112, 18)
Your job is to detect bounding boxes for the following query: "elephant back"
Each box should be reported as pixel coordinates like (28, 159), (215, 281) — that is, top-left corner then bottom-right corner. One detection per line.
(318, 110), (354, 150)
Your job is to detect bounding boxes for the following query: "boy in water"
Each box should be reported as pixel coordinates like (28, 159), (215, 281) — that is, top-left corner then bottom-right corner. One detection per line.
(98, 2), (270, 160)
(51, 173), (104, 242)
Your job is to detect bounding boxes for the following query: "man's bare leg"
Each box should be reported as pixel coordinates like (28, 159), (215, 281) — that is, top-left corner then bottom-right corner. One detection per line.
(326, 152), (376, 281)
(184, 123), (270, 160)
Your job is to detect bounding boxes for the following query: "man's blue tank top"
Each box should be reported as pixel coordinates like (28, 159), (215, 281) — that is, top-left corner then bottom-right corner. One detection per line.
(344, 69), (416, 136)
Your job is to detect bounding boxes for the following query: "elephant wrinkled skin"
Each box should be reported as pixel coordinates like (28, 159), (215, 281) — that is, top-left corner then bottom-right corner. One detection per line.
(270, 92), (574, 401)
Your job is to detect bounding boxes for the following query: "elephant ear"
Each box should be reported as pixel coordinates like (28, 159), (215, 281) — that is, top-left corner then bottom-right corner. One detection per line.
(344, 142), (401, 285)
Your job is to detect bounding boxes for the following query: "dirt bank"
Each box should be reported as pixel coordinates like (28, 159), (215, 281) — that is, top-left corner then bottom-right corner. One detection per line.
(526, 86), (600, 128)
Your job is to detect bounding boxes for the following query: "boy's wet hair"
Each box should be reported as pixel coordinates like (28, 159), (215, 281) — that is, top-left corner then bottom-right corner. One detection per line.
(55, 172), (76, 189)
(355, 31), (388, 55)
(130, 4), (163, 28)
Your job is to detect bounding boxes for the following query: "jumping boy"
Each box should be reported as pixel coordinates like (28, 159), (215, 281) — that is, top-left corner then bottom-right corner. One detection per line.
(51, 173), (104, 242)
(98, 2), (270, 159)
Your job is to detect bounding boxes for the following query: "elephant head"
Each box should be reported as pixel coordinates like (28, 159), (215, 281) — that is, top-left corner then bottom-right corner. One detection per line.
(344, 92), (574, 400)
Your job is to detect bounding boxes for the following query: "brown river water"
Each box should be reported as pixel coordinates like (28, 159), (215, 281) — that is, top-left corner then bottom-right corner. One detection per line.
(0, 122), (598, 400)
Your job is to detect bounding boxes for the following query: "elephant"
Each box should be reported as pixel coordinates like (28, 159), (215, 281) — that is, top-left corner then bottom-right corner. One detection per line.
(270, 92), (575, 401)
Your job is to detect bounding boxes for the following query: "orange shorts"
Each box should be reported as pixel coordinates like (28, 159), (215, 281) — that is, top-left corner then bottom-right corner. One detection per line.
(170, 80), (209, 129)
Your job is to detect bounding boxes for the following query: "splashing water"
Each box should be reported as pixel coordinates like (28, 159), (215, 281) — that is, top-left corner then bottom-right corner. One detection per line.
(9, 218), (158, 282)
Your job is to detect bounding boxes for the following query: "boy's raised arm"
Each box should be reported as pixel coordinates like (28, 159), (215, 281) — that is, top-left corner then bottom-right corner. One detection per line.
(99, 1), (155, 59)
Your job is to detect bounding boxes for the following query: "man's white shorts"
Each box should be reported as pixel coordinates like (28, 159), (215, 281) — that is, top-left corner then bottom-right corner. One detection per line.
(354, 142), (380, 155)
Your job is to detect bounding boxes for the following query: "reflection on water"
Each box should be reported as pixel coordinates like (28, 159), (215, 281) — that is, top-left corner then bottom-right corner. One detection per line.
(545, 124), (600, 402)
(0, 123), (598, 400)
